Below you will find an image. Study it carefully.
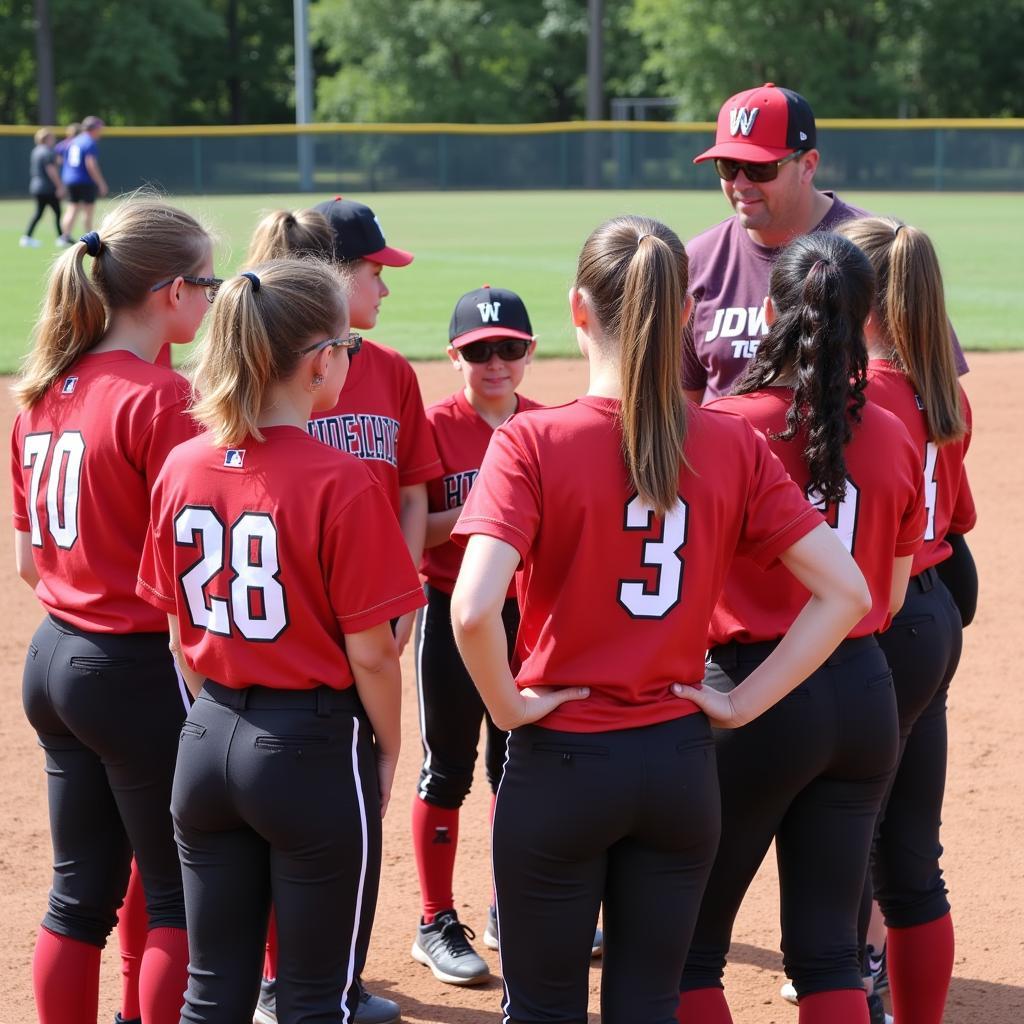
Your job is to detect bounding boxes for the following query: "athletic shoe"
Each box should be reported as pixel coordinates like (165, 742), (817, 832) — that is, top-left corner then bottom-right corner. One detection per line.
(483, 904), (604, 957)
(866, 942), (889, 995)
(19, 236), (41, 248)
(114, 1014), (142, 1024)
(253, 978), (401, 1024)
(55, 235), (72, 247)
(780, 980), (798, 1005)
(411, 909), (490, 985)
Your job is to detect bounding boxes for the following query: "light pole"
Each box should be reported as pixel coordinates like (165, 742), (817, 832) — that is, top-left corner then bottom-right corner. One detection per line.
(294, 0), (314, 191)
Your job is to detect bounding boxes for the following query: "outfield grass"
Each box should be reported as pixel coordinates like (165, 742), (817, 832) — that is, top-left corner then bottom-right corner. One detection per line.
(1, 190), (1021, 372)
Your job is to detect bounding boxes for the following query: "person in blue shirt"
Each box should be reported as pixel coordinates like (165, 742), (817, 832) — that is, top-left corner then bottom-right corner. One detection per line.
(58, 115), (109, 246)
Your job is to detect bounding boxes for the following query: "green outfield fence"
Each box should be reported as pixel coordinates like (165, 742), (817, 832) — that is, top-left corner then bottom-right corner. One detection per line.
(2, 120), (1023, 197)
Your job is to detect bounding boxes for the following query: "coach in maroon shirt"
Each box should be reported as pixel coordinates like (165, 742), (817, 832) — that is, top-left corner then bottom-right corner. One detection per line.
(683, 83), (967, 403)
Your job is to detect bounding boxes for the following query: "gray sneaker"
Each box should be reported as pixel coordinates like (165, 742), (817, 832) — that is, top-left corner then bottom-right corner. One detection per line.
(484, 905), (603, 957)
(252, 977), (400, 1024)
(411, 909), (490, 986)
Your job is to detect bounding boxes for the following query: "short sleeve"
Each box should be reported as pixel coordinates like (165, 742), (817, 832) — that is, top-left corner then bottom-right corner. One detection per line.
(396, 361), (442, 486)
(321, 479), (425, 633)
(11, 417), (29, 532)
(136, 477), (176, 613)
(450, 424), (541, 562)
(736, 427), (823, 568)
(136, 382), (199, 491)
(895, 462), (927, 557)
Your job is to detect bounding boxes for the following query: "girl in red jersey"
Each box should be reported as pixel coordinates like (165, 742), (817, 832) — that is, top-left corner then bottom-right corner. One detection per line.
(837, 217), (976, 1024)
(11, 200), (217, 1024)
(449, 216), (871, 1024)
(678, 231), (925, 1024)
(410, 286), (541, 986)
(137, 260), (425, 1024)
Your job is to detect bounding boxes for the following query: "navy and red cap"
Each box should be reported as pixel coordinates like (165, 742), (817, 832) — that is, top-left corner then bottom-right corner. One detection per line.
(449, 285), (534, 349)
(313, 196), (414, 266)
(694, 83), (816, 164)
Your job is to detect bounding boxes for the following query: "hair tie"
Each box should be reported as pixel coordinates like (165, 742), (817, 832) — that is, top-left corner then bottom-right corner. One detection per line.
(809, 258), (832, 275)
(241, 271), (261, 293)
(80, 231), (103, 258)
(636, 233), (652, 245)
(893, 223), (906, 237)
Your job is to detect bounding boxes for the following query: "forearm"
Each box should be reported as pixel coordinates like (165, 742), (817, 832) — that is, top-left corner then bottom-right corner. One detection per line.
(425, 507), (461, 549)
(452, 606), (522, 731)
(351, 655), (402, 758)
(168, 642), (205, 697)
(399, 484), (428, 565)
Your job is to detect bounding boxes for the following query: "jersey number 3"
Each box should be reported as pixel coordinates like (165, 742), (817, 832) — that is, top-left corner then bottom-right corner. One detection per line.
(175, 506), (288, 642)
(617, 495), (688, 619)
(23, 431), (86, 549)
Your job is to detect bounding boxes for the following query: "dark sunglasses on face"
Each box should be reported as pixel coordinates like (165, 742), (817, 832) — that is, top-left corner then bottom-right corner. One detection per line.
(299, 332), (363, 357)
(150, 275), (224, 303)
(458, 339), (531, 363)
(714, 149), (806, 184)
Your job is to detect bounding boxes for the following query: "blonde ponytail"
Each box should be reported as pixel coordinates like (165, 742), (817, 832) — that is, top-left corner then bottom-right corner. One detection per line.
(246, 208), (334, 264)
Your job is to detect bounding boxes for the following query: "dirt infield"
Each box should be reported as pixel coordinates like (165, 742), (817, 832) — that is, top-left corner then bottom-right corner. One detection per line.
(3, 353), (1022, 1023)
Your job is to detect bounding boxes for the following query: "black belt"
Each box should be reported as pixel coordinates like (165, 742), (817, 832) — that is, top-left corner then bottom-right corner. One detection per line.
(708, 632), (878, 670)
(200, 679), (362, 716)
(908, 565), (939, 593)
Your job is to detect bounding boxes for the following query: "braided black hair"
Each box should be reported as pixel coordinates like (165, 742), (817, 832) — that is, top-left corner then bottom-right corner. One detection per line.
(733, 232), (875, 506)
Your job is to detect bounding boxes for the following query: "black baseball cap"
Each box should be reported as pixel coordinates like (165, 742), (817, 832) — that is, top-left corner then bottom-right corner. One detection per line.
(449, 286), (534, 349)
(694, 83), (816, 164)
(313, 196), (414, 267)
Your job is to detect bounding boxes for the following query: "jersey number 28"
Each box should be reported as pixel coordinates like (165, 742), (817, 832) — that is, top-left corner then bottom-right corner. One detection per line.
(175, 506), (288, 642)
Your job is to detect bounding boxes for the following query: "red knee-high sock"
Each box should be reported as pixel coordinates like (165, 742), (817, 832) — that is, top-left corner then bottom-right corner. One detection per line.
(117, 859), (146, 1021)
(138, 926), (189, 1024)
(32, 927), (102, 1024)
(412, 796), (460, 922)
(675, 986), (734, 1023)
(887, 913), (954, 1024)
(798, 990), (869, 1024)
(264, 909), (278, 980)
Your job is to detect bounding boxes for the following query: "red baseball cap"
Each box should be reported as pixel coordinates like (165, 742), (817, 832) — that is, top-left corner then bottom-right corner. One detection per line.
(694, 83), (816, 164)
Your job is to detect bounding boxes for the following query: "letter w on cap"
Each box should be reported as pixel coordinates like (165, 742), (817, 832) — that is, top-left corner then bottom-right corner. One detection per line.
(729, 106), (759, 137)
(476, 301), (502, 323)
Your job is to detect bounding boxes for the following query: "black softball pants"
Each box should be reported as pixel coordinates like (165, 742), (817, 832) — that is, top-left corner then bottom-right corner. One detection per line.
(871, 568), (962, 929)
(22, 615), (188, 947)
(26, 194), (62, 237)
(172, 680), (382, 1024)
(494, 713), (720, 1024)
(682, 635), (899, 999)
(414, 584), (517, 807)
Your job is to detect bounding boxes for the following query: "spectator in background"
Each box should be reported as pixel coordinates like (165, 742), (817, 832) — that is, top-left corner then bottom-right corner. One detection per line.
(54, 122), (81, 166)
(58, 115), (109, 246)
(20, 128), (64, 248)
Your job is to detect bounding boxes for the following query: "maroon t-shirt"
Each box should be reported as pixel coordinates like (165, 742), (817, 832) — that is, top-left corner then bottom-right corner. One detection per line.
(682, 193), (968, 401)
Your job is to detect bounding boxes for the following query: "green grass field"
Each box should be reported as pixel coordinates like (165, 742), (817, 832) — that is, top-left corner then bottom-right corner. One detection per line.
(1, 190), (1021, 372)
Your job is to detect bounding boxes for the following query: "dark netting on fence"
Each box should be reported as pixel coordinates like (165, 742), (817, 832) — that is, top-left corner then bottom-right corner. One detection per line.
(2, 127), (1022, 197)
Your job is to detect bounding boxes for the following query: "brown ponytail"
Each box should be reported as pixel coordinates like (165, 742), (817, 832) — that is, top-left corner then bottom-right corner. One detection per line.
(837, 216), (966, 444)
(190, 259), (347, 446)
(575, 217), (689, 517)
(14, 199), (211, 410)
(246, 208), (335, 264)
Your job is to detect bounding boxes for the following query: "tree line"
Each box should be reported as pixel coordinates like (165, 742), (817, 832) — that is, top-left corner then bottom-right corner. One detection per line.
(3, 0), (1020, 127)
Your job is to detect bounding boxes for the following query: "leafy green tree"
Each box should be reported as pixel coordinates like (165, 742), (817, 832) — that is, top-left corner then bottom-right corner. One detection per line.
(0, 0), (39, 123)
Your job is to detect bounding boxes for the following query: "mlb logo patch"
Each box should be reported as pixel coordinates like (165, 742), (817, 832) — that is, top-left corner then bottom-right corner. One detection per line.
(61, 377), (78, 394)
(224, 449), (246, 468)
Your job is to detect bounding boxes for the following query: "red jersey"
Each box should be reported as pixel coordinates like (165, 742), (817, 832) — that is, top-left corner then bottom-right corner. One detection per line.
(137, 426), (425, 691)
(11, 351), (197, 633)
(421, 389), (544, 595)
(866, 359), (976, 575)
(707, 389), (926, 645)
(307, 339), (441, 515)
(451, 397), (821, 733)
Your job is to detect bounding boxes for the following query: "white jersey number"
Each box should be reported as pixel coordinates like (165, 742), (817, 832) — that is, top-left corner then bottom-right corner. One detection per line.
(175, 506), (288, 642)
(923, 442), (939, 541)
(22, 431), (86, 549)
(807, 479), (861, 555)
(618, 495), (688, 619)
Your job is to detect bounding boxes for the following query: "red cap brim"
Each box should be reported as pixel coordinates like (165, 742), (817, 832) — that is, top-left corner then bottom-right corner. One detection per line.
(364, 245), (414, 267)
(694, 142), (796, 165)
(451, 326), (534, 349)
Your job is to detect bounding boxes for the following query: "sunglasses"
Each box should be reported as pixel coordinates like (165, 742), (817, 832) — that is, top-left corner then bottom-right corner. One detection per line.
(713, 149), (806, 184)
(458, 339), (531, 363)
(299, 332), (363, 357)
(150, 275), (223, 303)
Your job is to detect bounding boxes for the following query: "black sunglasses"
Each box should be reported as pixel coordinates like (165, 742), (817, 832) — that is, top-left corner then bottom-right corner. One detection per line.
(150, 275), (223, 303)
(458, 339), (531, 363)
(299, 332), (363, 357)
(713, 149), (806, 184)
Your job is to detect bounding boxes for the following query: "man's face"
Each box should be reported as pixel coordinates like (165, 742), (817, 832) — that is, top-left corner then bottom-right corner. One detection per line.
(720, 150), (818, 238)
